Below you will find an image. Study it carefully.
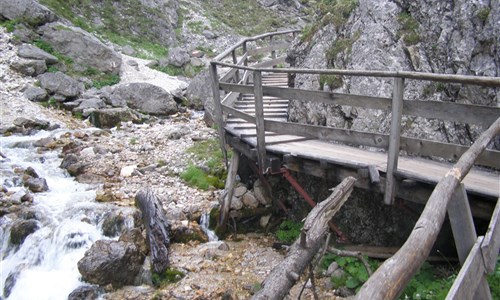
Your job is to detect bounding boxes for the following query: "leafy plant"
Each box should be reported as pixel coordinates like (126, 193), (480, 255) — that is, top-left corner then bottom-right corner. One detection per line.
(397, 12), (420, 46)
(399, 262), (455, 300)
(151, 268), (185, 287)
(487, 257), (500, 299)
(181, 165), (224, 190)
(322, 254), (379, 292)
(477, 7), (490, 22)
(275, 220), (303, 243)
(0, 19), (20, 32)
(319, 74), (343, 90)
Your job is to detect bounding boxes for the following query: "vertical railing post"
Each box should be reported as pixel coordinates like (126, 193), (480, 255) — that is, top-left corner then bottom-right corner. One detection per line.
(384, 77), (404, 205)
(270, 35), (276, 59)
(254, 70), (266, 174)
(231, 49), (240, 83)
(209, 62), (228, 166)
(447, 184), (492, 300)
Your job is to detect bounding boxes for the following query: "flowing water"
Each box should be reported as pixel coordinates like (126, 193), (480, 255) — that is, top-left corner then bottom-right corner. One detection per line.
(0, 130), (134, 300)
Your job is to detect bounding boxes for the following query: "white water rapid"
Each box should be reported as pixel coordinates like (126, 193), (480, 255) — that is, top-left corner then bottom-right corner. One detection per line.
(200, 211), (218, 242)
(0, 130), (133, 300)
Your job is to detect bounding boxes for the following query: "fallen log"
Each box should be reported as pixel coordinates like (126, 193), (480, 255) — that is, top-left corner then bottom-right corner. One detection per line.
(252, 177), (356, 300)
(135, 189), (171, 274)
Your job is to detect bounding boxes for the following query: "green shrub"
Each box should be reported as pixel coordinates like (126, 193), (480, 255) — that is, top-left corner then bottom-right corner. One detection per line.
(322, 254), (380, 292)
(151, 268), (185, 287)
(0, 19), (20, 32)
(399, 262), (455, 300)
(319, 74), (343, 90)
(275, 220), (303, 243)
(181, 165), (212, 190)
(397, 12), (420, 46)
(477, 7), (490, 22)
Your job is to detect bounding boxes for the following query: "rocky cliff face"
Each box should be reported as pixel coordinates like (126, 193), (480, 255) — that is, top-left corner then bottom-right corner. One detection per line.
(287, 0), (499, 147)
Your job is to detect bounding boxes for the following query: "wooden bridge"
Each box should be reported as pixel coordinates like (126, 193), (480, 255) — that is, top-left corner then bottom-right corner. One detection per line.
(209, 30), (500, 299)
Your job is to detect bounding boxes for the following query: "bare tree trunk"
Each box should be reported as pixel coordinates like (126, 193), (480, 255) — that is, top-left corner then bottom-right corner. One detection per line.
(252, 177), (356, 300)
(135, 189), (171, 274)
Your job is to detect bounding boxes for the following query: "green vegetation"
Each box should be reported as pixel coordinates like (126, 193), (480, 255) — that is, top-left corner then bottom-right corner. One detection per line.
(0, 19), (21, 32)
(275, 220), (303, 243)
(151, 268), (185, 287)
(321, 254), (380, 292)
(477, 7), (491, 22)
(202, 0), (285, 36)
(326, 33), (359, 61)
(180, 138), (227, 190)
(129, 137), (138, 145)
(397, 12), (420, 46)
(319, 74), (343, 90)
(187, 20), (206, 34)
(399, 262), (454, 299)
(488, 258), (500, 299)
(196, 46), (217, 58)
(41, 97), (58, 108)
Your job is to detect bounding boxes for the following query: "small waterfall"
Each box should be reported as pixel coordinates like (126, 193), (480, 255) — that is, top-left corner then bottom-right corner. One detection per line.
(0, 130), (134, 300)
(200, 211), (218, 242)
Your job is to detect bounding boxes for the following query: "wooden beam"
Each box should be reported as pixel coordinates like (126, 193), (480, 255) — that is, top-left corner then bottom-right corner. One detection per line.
(447, 185), (492, 300)
(209, 63), (228, 165)
(384, 78), (405, 205)
(254, 71), (266, 174)
(355, 116), (500, 300)
(368, 165), (380, 183)
(446, 236), (492, 300)
(218, 150), (240, 228)
(481, 198), (500, 273)
(221, 92), (239, 107)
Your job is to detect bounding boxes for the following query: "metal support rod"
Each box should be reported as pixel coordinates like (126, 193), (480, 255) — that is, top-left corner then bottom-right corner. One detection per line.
(384, 77), (405, 205)
(209, 63), (228, 166)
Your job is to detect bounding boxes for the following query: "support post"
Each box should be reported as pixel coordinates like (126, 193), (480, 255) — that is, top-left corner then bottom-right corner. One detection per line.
(218, 150), (240, 228)
(231, 49), (240, 83)
(447, 184), (492, 299)
(254, 70), (266, 174)
(209, 63), (228, 166)
(384, 77), (404, 205)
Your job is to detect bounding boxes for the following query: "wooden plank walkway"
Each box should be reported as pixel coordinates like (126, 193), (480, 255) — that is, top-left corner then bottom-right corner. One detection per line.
(225, 73), (500, 199)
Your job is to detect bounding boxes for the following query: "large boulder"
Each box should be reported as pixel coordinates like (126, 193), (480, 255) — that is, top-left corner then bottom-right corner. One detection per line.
(38, 71), (84, 99)
(24, 86), (48, 102)
(10, 59), (47, 76)
(110, 83), (178, 116)
(167, 47), (190, 67)
(38, 23), (122, 74)
(185, 70), (213, 123)
(17, 44), (58, 65)
(67, 285), (103, 300)
(89, 107), (139, 128)
(77, 239), (146, 287)
(9, 219), (39, 246)
(0, 0), (57, 26)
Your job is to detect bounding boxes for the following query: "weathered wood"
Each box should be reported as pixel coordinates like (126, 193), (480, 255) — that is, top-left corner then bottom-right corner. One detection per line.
(446, 237), (492, 300)
(368, 165), (380, 183)
(254, 71), (266, 174)
(209, 63), (228, 165)
(447, 184), (492, 300)
(384, 78), (405, 205)
(219, 150), (240, 227)
(481, 198), (500, 273)
(223, 105), (256, 123)
(355, 116), (500, 300)
(135, 189), (171, 274)
(252, 177), (356, 300)
(231, 50), (240, 83)
(221, 91), (240, 107)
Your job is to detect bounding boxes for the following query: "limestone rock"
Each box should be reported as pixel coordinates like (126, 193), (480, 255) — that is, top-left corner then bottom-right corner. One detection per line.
(110, 83), (178, 116)
(24, 86), (47, 102)
(38, 71), (84, 99)
(233, 186), (247, 198)
(242, 192), (259, 209)
(230, 196), (243, 210)
(120, 165), (137, 177)
(9, 219), (39, 246)
(0, 0), (57, 26)
(77, 239), (146, 287)
(67, 285), (103, 300)
(89, 108), (139, 128)
(38, 23), (122, 74)
(10, 58), (46, 76)
(24, 177), (48, 193)
(185, 69), (212, 114)
(17, 44), (58, 64)
(253, 179), (272, 206)
(168, 47), (190, 67)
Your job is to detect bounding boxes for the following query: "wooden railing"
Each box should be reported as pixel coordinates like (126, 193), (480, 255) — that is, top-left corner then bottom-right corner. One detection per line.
(210, 31), (500, 299)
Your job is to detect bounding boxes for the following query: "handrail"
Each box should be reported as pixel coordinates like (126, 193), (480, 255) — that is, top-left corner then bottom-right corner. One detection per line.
(212, 61), (500, 87)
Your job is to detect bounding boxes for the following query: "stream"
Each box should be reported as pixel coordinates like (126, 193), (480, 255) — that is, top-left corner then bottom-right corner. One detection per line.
(0, 130), (135, 300)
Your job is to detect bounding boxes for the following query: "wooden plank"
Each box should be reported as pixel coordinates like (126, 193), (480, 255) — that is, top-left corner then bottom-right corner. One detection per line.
(481, 198), (500, 273)
(355, 117), (500, 300)
(209, 63), (228, 165)
(225, 135), (257, 160)
(446, 236), (492, 300)
(247, 42), (289, 56)
(384, 78), (405, 205)
(221, 91), (239, 107)
(404, 100), (500, 127)
(254, 71), (266, 174)
(219, 82), (253, 94)
(222, 105), (256, 123)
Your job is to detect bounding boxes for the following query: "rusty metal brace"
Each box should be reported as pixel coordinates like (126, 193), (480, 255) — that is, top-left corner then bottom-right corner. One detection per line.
(281, 168), (349, 243)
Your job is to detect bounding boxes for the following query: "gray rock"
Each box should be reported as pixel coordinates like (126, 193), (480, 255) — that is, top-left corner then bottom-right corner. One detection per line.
(3, 268), (22, 298)
(234, 186), (248, 197)
(101, 211), (128, 237)
(165, 125), (190, 140)
(38, 71), (84, 99)
(10, 58), (47, 76)
(12, 117), (49, 131)
(326, 261), (339, 276)
(38, 23), (122, 74)
(202, 30), (216, 39)
(253, 179), (272, 206)
(24, 86), (47, 102)
(242, 192), (259, 209)
(185, 69), (212, 112)
(190, 57), (204, 67)
(9, 219), (39, 246)
(18, 44), (58, 64)
(168, 47), (190, 67)
(24, 177), (48, 193)
(0, 0), (57, 26)
(122, 45), (135, 56)
(110, 83), (178, 116)
(230, 196), (243, 210)
(77, 239), (146, 287)
(75, 98), (106, 112)
(68, 285), (102, 300)
(89, 107), (139, 128)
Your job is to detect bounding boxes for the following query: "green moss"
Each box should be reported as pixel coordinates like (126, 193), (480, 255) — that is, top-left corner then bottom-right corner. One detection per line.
(151, 268), (185, 287)
(397, 12), (420, 46)
(325, 31), (360, 62)
(187, 20), (206, 34)
(477, 7), (490, 22)
(319, 74), (343, 90)
(0, 19), (21, 32)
